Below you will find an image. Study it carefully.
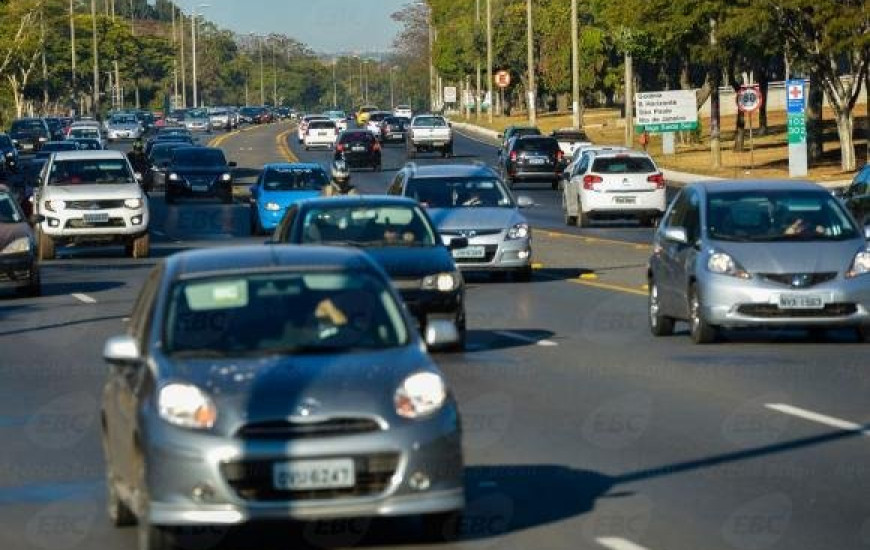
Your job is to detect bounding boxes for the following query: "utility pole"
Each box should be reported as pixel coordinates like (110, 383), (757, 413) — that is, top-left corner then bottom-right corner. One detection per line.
(258, 36), (264, 105)
(486, 0), (492, 123)
(525, 0), (536, 125)
(41, 3), (48, 110)
(129, 0), (134, 35)
(171, 6), (178, 109)
(624, 51), (633, 147)
(180, 10), (186, 107)
(191, 13), (198, 108)
(332, 59), (338, 108)
(272, 41), (277, 106)
(571, 0), (580, 128)
(475, 0), (481, 120)
(427, 6), (435, 111)
(91, 0), (100, 116)
(709, 17), (721, 168)
(70, 0), (77, 112)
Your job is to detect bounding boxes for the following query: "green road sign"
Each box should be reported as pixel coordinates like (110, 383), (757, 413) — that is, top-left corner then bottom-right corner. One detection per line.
(636, 121), (699, 134)
(787, 113), (806, 144)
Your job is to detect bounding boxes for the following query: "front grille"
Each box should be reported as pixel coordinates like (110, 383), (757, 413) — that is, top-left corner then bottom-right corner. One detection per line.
(441, 229), (503, 237)
(220, 453), (399, 501)
(65, 218), (126, 228)
(67, 200), (125, 210)
(736, 303), (857, 318)
(453, 244), (498, 264)
(392, 278), (422, 291)
(0, 269), (30, 282)
(759, 272), (838, 288)
(236, 417), (382, 440)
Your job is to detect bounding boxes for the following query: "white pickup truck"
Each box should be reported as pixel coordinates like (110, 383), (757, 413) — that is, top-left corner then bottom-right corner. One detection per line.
(406, 114), (453, 158)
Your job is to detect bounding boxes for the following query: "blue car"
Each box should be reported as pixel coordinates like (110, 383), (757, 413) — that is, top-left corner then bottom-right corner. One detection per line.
(249, 163), (329, 234)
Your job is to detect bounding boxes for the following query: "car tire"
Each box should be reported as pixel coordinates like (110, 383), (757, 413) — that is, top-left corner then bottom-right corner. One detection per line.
(688, 283), (718, 344)
(513, 265), (533, 282)
(37, 230), (55, 261)
(420, 511), (462, 543)
(551, 179), (559, 190)
(130, 233), (150, 259)
(648, 280), (675, 336)
(577, 209), (592, 228)
(221, 190), (233, 204)
(565, 212), (577, 226)
(407, 144), (416, 159)
(102, 431), (136, 527)
(164, 191), (176, 205)
(23, 268), (41, 297)
(856, 325), (870, 343)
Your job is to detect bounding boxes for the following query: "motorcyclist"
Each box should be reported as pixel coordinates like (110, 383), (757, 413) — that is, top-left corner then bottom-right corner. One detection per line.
(126, 139), (150, 192)
(323, 158), (358, 196)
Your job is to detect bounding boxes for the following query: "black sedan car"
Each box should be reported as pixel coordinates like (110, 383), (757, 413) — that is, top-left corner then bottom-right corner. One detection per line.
(271, 196), (468, 350)
(9, 118), (51, 153)
(0, 187), (39, 296)
(840, 163), (869, 226)
(165, 146), (236, 204)
(380, 116), (410, 144)
(334, 130), (382, 171)
(500, 134), (564, 189)
(0, 133), (19, 177)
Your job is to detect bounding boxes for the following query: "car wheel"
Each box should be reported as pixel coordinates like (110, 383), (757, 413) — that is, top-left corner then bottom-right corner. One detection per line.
(856, 325), (870, 343)
(102, 431), (136, 527)
(420, 510), (462, 542)
(250, 210), (262, 236)
(164, 191), (176, 205)
(407, 145), (416, 159)
(130, 233), (150, 259)
(221, 190), (233, 204)
(564, 212), (577, 226)
(688, 283), (718, 344)
(23, 268), (41, 297)
(551, 179), (559, 190)
(577, 209), (592, 228)
(513, 265), (533, 282)
(648, 280), (675, 336)
(37, 230), (55, 261)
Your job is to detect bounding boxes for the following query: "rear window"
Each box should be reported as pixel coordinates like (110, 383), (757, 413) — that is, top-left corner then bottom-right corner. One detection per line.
(42, 142), (78, 152)
(262, 167), (328, 191)
(12, 120), (45, 131)
(69, 128), (99, 138)
(309, 121), (336, 130)
(516, 138), (559, 152)
(173, 149), (226, 166)
(413, 117), (447, 128)
(592, 156), (657, 174)
(340, 132), (373, 143)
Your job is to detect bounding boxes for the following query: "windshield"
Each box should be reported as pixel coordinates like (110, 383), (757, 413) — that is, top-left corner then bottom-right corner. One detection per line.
(110, 115), (137, 125)
(172, 149), (226, 166)
(707, 190), (860, 242)
(0, 194), (24, 224)
(517, 138), (559, 153)
(164, 271), (408, 356)
(48, 158), (135, 185)
(69, 128), (99, 139)
(309, 121), (335, 130)
(326, 111), (346, 119)
(301, 205), (437, 247)
(11, 120), (45, 131)
(592, 156), (657, 173)
(41, 142), (78, 152)
(406, 177), (515, 209)
(150, 144), (183, 164)
(262, 167), (327, 191)
(413, 116), (447, 128)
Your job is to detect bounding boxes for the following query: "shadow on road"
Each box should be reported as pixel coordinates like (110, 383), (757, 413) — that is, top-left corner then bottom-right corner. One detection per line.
(0, 313), (128, 337)
(461, 329), (557, 353)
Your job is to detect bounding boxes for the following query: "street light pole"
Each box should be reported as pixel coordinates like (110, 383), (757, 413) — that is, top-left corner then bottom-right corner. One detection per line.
(179, 8), (186, 107)
(332, 59), (338, 108)
(475, 0), (481, 120)
(191, 13), (198, 108)
(259, 36), (264, 105)
(486, 0), (492, 123)
(272, 40), (277, 106)
(91, 0), (99, 116)
(70, 0), (77, 109)
(571, 0), (580, 128)
(526, 0), (536, 125)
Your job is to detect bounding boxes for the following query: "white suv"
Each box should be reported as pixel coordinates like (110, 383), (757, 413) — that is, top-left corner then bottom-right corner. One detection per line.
(34, 150), (150, 259)
(303, 120), (338, 150)
(564, 150), (666, 227)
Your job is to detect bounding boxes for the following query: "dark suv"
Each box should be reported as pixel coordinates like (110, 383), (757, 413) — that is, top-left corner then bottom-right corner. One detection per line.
(499, 135), (564, 189)
(0, 133), (19, 177)
(165, 146), (237, 204)
(9, 118), (51, 153)
(334, 130), (382, 171)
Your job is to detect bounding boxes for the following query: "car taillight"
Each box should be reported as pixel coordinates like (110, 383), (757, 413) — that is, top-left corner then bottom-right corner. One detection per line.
(509, 151), (517, 162)
(647, 173), (665, 189)
(373, 142), (381, 152)
(336, 143), (344, 152)
(583, 174), (603, 190)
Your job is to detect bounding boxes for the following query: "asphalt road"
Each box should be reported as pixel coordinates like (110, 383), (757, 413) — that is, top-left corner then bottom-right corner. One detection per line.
(0, 121), (868, 550)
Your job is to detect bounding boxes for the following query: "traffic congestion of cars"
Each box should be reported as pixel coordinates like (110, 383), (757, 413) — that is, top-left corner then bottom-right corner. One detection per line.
(1, 98), (869, 550)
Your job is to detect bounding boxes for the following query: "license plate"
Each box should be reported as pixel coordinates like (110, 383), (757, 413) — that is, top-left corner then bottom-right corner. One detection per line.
(779, 294), (825, 309)
(452, 245), (486, 259)
(272, 458), (355, 491)
(21, 143), (33, 150)
(432, 142), (444, 147)
(191, 185), (209, 192)
(318, 131), (327, 136)
(390, 134), (401, 138)
(82, 212), (109, 223)
(352, 146), (365, 152)
(614, 196), (637, 204)
(528, 158), (546, 165)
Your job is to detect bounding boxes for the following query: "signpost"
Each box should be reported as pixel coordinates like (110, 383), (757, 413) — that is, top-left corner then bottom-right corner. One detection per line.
(635, 90), (698, 133)
(786, 79), (808, 177)
(494, 70), (510, 117)
(736, 84), (763, 172)
(443, 86), (457, 105)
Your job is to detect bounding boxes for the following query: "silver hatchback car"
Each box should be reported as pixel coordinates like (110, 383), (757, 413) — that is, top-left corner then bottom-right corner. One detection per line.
(648, 181), (870, 343)
(101, 246), (464, 549)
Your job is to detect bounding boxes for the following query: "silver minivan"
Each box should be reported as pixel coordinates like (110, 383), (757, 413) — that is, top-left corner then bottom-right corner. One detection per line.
(648, 180), (870, 343)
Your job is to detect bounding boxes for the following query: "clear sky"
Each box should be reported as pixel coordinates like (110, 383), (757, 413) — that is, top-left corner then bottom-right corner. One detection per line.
(173, 0), (410, 54)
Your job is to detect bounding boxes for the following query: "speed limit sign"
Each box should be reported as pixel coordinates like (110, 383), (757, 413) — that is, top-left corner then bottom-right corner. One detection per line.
(736, 85), (763, 113)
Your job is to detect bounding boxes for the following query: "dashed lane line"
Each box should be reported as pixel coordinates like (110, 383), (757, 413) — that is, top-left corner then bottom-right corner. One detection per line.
(597, 537), (653, 550)
(71, 293), (97, 304)
(765, 403), (870, 437)
(493, 330), (558, 347)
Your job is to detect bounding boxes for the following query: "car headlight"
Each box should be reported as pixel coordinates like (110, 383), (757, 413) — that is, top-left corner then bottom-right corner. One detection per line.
(158, 383), (218, 430)
(264, 201), (281, 211)
(45, 199), (66, 212)
(421, 271), (461, 292)
(38, 136), (47, 142)
(4, 151), (13, 158)
(1, 236), (32, 255)
(707, 251), (750, 279)
(168, 173), (180, 181)
(507, 223), (530, 240)
(220, 173), (232, 182)
(124, 198), (143, 209)
(394, 372), (446, 419)
(846, 249), (870, 278)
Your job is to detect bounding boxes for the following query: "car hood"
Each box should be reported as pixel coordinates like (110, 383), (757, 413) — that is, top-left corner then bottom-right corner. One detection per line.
(427, 207), (524, 233)
(162, 345), (435, 433)
(171, 165), (229, 176)
(259, 189), (321, 208)
(41, 183), (142, 200)
(711, 239), (866, 274)
(364, 245), (457, 278)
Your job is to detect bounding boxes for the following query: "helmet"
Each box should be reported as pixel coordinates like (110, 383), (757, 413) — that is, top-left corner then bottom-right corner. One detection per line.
(331, 159), (350, 184)
(132, 140), (144, 152)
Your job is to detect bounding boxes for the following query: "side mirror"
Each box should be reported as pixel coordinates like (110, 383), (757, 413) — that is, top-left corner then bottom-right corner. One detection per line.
(663, 226), (688, 244)
(103, 335), (141, 367)
(864, 225), (870, 241)
(424, 319), (460, 348)
(448, 236), (468, 250)
(516, 196), (535, 208)
(134, 172), (143, 181)
(28, 214), (45, 225)
(228, 161), (237, 168)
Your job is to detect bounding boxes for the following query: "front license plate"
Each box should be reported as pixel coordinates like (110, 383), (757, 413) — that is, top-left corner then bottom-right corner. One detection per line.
(273, 458), (355, 491)
(452, 245), (486, 259)
(82, 212), (109, 223)
(191, 185), (209, 192)
(21, 143), (33, 150)
(779, 294), (825, 309)
(614, 196), (637, 204)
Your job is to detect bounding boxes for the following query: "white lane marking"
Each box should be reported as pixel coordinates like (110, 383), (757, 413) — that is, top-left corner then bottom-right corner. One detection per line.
(597, 537), (652, 550)
(71, 293), (97, 304)
(493, 330), (558, 347)
(152, 230), (166, 237)
(765, 403), (870, 435)
(453, 128), (499, 149)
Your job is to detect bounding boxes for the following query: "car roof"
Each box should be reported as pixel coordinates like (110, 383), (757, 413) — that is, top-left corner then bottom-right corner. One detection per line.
(166, 245), (378, 281)
(695, 180), (824, 194)
(294, 196), (420, 209)
(51, 150), (126, 161)
(403, 162), (497, 179)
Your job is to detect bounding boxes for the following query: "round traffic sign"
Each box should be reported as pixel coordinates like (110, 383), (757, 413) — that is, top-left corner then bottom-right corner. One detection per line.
(494, 70), (511, 89)
(736, 86), (763, 113)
